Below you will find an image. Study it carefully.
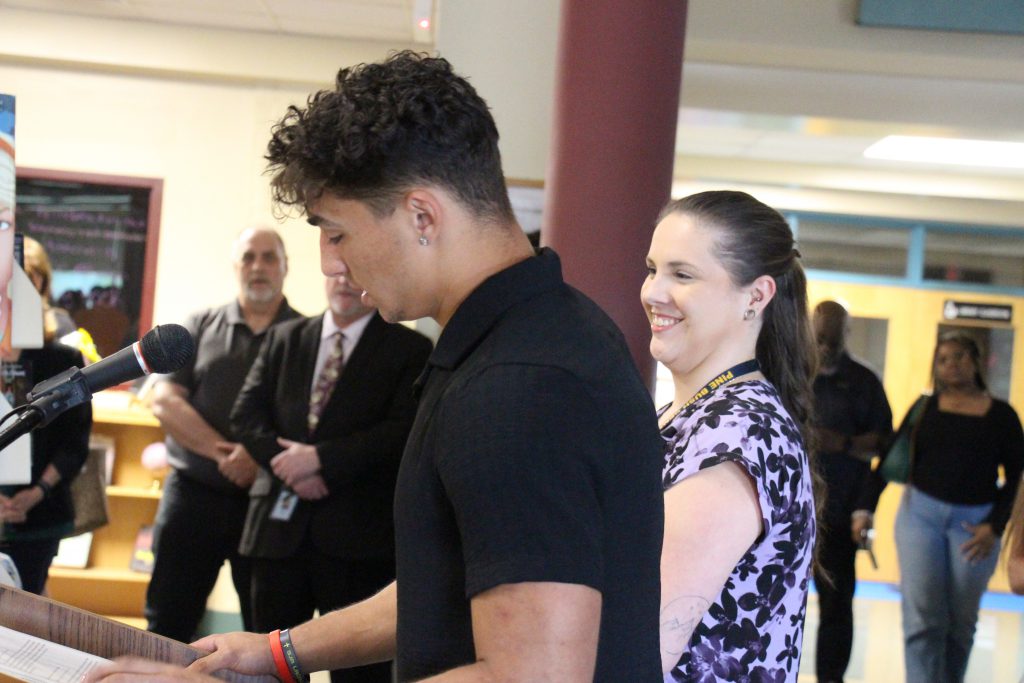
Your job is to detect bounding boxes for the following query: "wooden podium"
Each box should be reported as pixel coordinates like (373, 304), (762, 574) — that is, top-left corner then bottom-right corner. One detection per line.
(0, 585), (277, 682)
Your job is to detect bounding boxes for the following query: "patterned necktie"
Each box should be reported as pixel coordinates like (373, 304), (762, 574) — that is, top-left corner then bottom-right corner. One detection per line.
(308, 332), (344, 433)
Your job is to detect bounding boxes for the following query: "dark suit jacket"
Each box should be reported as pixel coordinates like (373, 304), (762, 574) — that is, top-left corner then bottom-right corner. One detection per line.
(231, 312), (431, 561)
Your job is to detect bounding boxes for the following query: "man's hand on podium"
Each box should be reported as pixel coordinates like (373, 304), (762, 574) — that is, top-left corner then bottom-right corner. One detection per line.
(189, 631), (275, 677)
(80, 631), (274, 682)
(82, 656), (219, 682)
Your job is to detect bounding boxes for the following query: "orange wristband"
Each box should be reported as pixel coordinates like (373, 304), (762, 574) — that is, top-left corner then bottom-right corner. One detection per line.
(268, 629), (294, 683)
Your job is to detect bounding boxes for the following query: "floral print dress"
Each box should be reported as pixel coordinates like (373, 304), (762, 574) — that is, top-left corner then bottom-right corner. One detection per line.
(661, 380), (816, 683)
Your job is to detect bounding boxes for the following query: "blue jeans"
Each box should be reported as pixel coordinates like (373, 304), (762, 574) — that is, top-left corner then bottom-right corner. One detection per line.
(894, 486), (1000, 683)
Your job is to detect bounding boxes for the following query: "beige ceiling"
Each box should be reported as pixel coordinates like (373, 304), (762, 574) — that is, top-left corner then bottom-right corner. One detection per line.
(0, 0), (423, 42)
(3, 0), (1023, 203)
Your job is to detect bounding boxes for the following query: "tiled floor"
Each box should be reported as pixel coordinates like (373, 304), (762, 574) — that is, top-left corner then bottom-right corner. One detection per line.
(800, 581), (1024, 682)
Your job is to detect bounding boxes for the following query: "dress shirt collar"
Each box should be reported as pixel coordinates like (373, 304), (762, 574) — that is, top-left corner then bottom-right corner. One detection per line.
(321, 309), (375, 348)
(428, 247), (564, 372)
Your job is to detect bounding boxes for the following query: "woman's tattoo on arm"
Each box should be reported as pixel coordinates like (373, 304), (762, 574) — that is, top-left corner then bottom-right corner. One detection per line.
(661, 595), (711, 657)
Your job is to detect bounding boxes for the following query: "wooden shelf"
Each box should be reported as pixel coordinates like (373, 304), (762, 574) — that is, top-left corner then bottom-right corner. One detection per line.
(48, 567), (151, 617)
(107, 615), (148, 630)
(49, 567), (151, 583)
(92, 390), (161, 427)
(50, 394), (165, 619)
(108, 485), (163, 499)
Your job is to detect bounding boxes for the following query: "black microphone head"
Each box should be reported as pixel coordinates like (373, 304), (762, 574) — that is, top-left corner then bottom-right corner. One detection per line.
(140, 324), (196, 374)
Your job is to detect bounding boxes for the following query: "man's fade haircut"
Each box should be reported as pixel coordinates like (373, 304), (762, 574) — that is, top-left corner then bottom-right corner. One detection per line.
(266, 50), (514, 222)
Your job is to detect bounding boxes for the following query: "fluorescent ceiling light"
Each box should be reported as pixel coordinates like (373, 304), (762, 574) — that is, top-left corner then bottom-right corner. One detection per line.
(864, 135), (1024, 169)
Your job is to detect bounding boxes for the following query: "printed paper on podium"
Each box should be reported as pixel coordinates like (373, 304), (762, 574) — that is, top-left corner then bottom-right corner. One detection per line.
(0, 624), (107, 682)
(0, 585), (278, 683)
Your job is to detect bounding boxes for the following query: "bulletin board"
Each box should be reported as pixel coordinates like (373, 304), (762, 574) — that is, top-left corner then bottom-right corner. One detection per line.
(14, 168), (162, 357)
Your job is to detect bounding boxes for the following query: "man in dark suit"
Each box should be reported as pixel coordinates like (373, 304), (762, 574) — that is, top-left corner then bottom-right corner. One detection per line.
(230, 273), (431, 683)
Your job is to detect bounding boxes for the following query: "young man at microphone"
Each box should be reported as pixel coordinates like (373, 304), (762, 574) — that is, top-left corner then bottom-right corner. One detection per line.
(87, 52), (663, 683)
(144, 227), (301, 643)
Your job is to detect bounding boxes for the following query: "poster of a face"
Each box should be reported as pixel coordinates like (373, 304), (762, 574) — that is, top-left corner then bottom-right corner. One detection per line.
(0, 94), (15, 357)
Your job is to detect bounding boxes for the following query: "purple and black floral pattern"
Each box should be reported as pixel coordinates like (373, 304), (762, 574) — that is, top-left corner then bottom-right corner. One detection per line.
(661, 380), (816, 683)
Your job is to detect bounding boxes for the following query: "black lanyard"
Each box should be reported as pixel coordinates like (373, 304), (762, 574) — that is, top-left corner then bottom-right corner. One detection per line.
(680, 359), (761, 411)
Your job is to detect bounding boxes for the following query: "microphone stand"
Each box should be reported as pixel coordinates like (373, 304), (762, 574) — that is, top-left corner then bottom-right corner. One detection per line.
(0, 407), (44, 451)
(0, 368), (93, 451)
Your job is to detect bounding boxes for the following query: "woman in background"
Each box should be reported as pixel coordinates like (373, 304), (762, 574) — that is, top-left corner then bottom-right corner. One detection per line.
(23, 236), (78, 340)
(0, 238), (92, 594)
(643, 190), (818, 682)
(856, 331), (1023, 683)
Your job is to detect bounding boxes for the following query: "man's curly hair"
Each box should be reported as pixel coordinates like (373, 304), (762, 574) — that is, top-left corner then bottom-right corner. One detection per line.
(266, 50), (514, 222)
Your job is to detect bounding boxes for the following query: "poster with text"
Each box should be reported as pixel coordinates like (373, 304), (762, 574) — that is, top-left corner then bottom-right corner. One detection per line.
(0, 94), (14, 357)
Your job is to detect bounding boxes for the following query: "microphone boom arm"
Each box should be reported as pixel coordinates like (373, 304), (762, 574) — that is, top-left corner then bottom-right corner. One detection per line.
(27, 367), (94, 426)
(0, 368), (93, 452)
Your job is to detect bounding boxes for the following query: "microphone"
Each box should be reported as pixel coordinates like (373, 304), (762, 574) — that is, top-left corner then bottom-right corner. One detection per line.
(0, 324), (195, 450)
(69, 323), (195, 395)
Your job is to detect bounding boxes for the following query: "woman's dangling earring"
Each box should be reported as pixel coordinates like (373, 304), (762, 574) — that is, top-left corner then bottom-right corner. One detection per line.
(418, 235), (429, 246)
(743, 309), (755, 321)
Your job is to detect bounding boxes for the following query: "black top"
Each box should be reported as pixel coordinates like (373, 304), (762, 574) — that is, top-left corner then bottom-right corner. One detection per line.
(911, 397), (1024, 535)
(393, 248), (664, 682)
(0, 343), (92, 540)
(813, 353), (892, 522)
(165, 299), (301, 494)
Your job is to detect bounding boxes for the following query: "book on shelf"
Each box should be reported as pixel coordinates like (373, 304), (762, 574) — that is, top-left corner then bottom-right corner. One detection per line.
(87, 434), (116, 486)
(129, 525), (154, 574)
(51, 532), (93, 570)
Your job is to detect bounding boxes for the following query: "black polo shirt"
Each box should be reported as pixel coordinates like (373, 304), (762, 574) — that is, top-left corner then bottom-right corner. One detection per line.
(393, 248), (664, 681)
(813, 352), (891, 519)
(165, 298), (301, 494)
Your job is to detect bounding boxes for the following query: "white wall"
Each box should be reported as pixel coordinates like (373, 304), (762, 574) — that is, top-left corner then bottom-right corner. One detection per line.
(435, 0), (561, 181)
(0, 7), (412, 325)
(2, 1), (1023, 328)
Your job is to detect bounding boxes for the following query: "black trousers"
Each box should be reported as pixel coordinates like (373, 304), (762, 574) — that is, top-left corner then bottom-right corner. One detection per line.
(250, 536), (395, 683)
(813, 516), (859, 683)
(145, 471), (253, 642)
(0, 537), (60, 594)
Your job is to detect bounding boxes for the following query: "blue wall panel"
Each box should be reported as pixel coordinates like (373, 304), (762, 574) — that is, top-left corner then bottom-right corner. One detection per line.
(859, 0), (1024, 35)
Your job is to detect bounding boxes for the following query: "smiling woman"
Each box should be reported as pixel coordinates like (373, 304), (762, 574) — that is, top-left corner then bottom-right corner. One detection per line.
(645, 190), (819, 683)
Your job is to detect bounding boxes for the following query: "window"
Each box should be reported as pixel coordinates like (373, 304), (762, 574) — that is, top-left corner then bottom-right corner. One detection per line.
(792, 216), (910, 278)
(788, 210), (1024, 295)
(924, 230), (1024, 289)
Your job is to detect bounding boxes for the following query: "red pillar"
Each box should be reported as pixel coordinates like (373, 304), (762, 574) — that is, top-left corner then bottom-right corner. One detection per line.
(543, 1), (687, 391)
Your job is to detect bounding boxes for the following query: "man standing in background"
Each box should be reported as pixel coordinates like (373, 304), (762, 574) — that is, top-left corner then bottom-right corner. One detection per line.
(146, 227), (301, 642)
(231, 274), (431, 682)
(812, 300), (893, 683)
